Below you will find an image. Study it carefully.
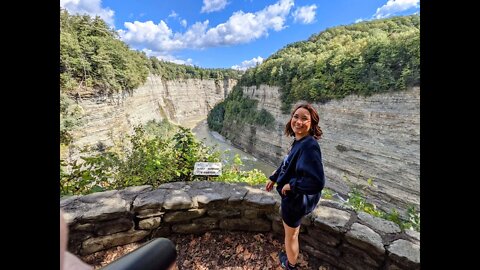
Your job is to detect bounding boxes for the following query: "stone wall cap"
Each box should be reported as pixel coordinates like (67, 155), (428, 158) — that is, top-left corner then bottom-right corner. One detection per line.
(312, 205), (351, 232)
(358, 211), (401, 234)
(61, 191), (129, 224)
(405, 229), (420, 241)
(388, 239), (420, 264)
(345, 223), (385, 254)
(133, 188), (169, 211)
(243, 186), (276, 206)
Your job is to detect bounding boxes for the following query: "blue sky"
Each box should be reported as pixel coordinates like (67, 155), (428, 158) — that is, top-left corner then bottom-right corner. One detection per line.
(60, 0), (419, 70)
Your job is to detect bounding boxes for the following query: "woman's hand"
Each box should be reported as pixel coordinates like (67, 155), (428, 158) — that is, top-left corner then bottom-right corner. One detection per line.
(281, 184), (291, 195)
(265, 180), (275, 192)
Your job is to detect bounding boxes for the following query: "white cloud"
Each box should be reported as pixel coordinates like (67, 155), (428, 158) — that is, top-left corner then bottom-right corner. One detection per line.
(197, 0), (294, 47)
(60, 0), (115, 27)
(355, 18), (364, 23)
(142, 49), (193, 66)
(169, 58), (194, 66)
(374, 0), (420, 19)
(201, 0), (229, 13)
(292, 4), (317, 24)
(198, 0), (294, 46)
(231, 56), (264, 71)
(167, 10), (187, 28)
(119, 0), (294, 53)
(180, 19), (187, 28)
(118, 20), (183, 51)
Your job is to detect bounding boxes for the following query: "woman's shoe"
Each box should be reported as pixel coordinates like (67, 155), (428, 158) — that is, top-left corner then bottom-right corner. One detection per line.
(278, 251), (298, 269)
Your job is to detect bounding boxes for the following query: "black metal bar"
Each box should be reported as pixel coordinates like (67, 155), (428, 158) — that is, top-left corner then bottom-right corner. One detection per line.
(99, 238), (177, 270)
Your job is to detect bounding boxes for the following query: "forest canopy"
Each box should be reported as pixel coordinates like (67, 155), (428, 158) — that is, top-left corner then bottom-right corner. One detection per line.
(60, 8), (241, 96)
(237, 15), (420, 112)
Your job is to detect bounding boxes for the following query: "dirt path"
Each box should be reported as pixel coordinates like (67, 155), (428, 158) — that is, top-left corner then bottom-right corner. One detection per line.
(81, 231), (333, 269)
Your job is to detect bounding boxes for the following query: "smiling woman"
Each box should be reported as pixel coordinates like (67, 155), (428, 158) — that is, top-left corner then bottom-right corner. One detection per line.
(290, 108), (311, 138)
(266, 103), (325, 270)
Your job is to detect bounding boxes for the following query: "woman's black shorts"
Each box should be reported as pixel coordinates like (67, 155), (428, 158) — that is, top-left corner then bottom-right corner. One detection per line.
(280, 194), (306, 228)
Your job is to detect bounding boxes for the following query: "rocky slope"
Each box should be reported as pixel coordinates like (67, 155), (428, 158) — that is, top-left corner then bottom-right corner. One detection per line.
(64, 75), (419, 215)
(64, 75), (236, 161)
(222, 85), (420, 214)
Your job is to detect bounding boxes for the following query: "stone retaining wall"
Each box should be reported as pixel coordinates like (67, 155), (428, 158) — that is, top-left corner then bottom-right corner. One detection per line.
(60, 181), (420, 270)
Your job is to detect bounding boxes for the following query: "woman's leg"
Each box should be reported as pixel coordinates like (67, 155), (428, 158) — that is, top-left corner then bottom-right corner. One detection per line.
(283, 221), (301, 265)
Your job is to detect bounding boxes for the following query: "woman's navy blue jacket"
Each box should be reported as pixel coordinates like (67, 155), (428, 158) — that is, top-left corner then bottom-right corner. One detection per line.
(269, 135), (325, 215)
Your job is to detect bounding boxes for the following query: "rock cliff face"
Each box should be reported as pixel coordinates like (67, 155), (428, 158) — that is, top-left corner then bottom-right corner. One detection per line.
(223, 85), (420, 214)
(65, 75), (236, 160)
(65, 76), (419, 215)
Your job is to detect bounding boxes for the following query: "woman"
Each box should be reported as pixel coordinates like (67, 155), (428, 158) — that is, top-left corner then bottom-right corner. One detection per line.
(265, 103), (325, 270)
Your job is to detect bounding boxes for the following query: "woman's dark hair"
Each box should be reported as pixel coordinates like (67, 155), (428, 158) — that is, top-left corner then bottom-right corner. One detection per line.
(284, 103), (323, 140)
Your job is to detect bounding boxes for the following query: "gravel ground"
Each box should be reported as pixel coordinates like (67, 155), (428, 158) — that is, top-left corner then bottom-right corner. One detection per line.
(81, 231), (334, 269)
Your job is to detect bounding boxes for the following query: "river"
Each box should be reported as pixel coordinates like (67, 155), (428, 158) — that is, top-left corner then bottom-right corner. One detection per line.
(191, 120), (276, 177)
(190, 120), (347, 202)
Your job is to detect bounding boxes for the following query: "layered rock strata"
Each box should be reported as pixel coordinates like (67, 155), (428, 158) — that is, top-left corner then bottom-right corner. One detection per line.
(222, 86), (420, 214)
(65, 76), (236, 160)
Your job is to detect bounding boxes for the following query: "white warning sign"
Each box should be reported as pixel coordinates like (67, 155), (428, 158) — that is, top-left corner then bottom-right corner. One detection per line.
(193, 162), (222, 176)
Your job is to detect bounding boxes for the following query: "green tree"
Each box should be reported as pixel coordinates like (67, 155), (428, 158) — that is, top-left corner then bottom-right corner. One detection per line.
(233, 15), (419, 112)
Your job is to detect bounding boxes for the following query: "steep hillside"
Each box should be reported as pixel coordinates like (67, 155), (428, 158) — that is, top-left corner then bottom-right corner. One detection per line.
(63, 75), (237, 162)
(223, 85), (419, 215)
(238, 15), (419, 112)
(208, 15), (420, 215)
(60, 9), (241, 145)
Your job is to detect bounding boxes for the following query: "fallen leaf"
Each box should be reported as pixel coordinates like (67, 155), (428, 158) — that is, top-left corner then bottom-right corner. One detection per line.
(270, 252), (277, 261)
(80, 231), (324, 270)
(235, 244), (244, 253)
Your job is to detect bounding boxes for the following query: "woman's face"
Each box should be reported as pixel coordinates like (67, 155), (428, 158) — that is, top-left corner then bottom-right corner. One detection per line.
(291, 107), (311, 138)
